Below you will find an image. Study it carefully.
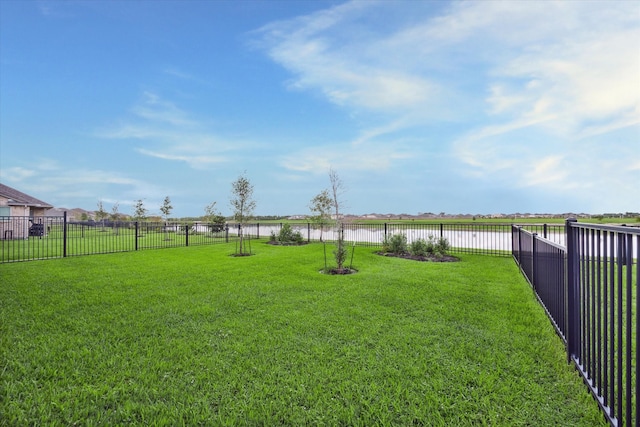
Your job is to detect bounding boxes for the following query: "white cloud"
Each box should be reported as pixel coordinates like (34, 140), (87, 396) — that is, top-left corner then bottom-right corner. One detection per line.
(95, 92), (244, 169)
(523, 156), (568, 187)
(279, 140), (412, 174)
(2, 167), (36, 182)
(255, 2), (441, 117)
(95, 124), (159, 140)
(351, 119), (410, 146)
(1, 156), (164, 209)
(130, 92), (197, 127)
(136, 148), (227, 169)
(257, 0), (639, 202)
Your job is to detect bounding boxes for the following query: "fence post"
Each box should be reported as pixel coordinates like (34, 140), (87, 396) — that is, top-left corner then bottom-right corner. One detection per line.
(135, 222), (139, 251)
(440, 223), (444, 239)
(543, 223), (548, 239)
(63, 211), (68, 257)
(384, 223), (388, 240)
(185, 223), (189, 247)
(512, 225), (519, 262)
(532, 233), (537, 289)
(307, 223), (311, 243)
(257, 223), (260, 239)
(225, 225), (229, 243)
(518, 226), (523, 266)
(565, 218), (579, 364)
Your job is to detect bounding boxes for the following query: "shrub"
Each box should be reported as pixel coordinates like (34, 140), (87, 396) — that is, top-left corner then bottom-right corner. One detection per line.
(425, 235), (437, 255)
(434, 236), (450, 257)
(275, 223), (304, 244)
(207, 217), (226, 233)
(410, 238), (429, 257)
(408, 235), (450, 258)
(382, 233), (408, 254)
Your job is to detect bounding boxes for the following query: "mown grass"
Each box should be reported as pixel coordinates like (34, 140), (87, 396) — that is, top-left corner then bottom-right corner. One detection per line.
(0, 243), (606, 426)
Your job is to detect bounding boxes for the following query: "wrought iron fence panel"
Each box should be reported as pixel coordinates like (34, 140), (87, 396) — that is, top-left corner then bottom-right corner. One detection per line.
(514, 221), (638, 427)
(534, 234), (567, 341)
(2, 219), (558, 262)
(567, 222), (638, 427)
(65, 221), (137, 256)
(186, 222), (229, 246)
(0, 216), (65, 262)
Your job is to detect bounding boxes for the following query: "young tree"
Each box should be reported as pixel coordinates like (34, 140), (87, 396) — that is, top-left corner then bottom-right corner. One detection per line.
(309, 189), (333, 242)
(96, 200), (108, 231)
(328, 168), (348, 271)
(160, 196), (173, 240)
(133, 199), (147, 221)
(204, 201), (226, 232)
(230, 173), (256, 255)
(160, 196), (173, 221)
(110, 202), (120, 221)
(110, 202), (120, 235)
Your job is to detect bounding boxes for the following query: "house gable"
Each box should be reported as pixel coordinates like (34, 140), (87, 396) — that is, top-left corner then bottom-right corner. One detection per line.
(0, 183), (53, 210)
(0, 183), (54, 218)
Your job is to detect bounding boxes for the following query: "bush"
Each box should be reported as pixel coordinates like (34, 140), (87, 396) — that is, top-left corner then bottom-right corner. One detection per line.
(382, 233), (408, 254)
(434, 236), (450, 257)
(406, 235), (450, 258)
(207, 217), (226, 233)
(410, 238), (429, 257)
(274, 223), (304, 244)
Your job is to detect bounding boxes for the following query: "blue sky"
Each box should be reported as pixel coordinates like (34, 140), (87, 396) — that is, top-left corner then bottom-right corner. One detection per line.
(1, 0), (638, 218)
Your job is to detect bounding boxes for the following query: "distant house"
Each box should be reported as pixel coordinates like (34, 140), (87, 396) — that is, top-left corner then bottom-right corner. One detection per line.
(0, 183), (53, 239)
(287, 215), (307, 220)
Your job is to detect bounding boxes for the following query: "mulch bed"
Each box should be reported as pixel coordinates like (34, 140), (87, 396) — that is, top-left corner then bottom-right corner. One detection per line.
(266, 241), (309, 246)
(376, 252), (459, 262)
(320, 268), (358, 275)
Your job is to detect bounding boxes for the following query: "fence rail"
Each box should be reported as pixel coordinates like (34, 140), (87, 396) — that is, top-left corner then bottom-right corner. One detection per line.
(514, 221), (638, 427)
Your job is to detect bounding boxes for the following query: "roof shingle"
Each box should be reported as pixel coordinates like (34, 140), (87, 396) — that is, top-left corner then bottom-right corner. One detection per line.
(0, 183), (53, 208)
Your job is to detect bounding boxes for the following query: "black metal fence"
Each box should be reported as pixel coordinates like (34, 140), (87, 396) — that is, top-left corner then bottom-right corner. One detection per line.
(513, 221), (638, 427)
(283, 221), (514, 256)
(1, 216), (525, 263)
(0, 215), (234, 263)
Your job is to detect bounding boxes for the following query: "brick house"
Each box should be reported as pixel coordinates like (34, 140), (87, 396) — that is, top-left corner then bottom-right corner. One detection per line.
(0, 183), (53, 239)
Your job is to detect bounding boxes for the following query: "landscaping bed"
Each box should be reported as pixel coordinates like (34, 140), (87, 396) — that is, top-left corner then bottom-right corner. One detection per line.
(376, 251), (459, 262)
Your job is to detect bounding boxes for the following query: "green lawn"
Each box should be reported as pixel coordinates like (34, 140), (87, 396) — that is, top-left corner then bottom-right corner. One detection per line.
(0, 243), (606, 426)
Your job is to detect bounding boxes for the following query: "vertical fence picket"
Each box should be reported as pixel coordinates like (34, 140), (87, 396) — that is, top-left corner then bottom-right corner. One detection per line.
(63, 212), (68, 258)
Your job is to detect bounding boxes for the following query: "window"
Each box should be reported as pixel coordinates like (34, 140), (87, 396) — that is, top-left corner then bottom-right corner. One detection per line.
(0, 206), (9, 217)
